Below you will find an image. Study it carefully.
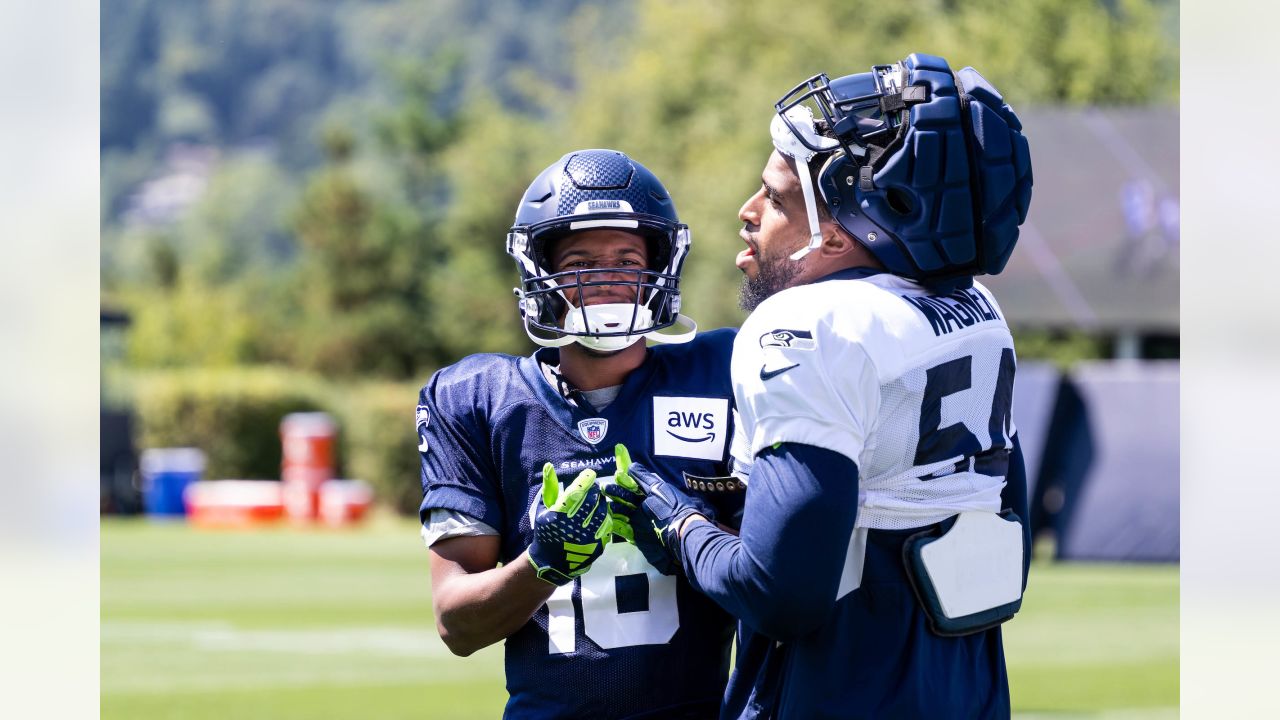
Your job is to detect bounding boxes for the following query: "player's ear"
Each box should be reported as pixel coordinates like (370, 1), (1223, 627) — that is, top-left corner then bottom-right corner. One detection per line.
(819, 222), (858, 259)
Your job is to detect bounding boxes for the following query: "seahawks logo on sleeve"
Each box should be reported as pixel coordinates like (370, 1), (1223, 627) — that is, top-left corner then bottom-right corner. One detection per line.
(758, 328), (816, 380)
(416, 404), (431, 453)
(759, 329), (816, 350)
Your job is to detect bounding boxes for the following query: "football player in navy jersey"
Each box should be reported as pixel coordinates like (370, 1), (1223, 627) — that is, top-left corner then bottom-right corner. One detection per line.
(418, 149), (747, 719)
(607, 55), (1036, 718)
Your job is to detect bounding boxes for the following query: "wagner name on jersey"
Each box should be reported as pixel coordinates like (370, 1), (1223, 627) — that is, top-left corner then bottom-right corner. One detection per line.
(420, 328), (744, 720)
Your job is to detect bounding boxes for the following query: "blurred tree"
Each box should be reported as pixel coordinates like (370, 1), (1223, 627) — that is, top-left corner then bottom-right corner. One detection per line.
(373, 56), (463, 214)
(101, 0), (624, 230)
(145, 235), (179, 290)
(123, 279), (261, 368)
(102, 0), (349, 163)
(101, 0), (162, 152)
(933, 0), (1178, 104)
(423, 92), (554, 361)
(288, 134), (436, 378)
(183, 155), (299, 283)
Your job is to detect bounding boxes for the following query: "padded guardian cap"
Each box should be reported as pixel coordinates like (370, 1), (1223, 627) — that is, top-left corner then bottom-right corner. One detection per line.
(773, 53), (1033, 290)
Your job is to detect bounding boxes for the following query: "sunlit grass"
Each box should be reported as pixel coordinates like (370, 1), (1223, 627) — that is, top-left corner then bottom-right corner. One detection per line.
(102, 517), (1177, 718)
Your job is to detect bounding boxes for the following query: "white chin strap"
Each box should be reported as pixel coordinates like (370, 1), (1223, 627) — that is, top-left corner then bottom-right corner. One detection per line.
(771, 106), (841, 261)
(526, 303), (698, 352)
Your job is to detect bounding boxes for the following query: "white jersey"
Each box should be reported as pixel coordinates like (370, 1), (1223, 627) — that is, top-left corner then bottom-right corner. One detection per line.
(731, 271), (1017, 530)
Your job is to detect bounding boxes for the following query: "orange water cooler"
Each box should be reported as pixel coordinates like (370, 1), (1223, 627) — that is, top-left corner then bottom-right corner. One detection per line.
(280, 412), (336, 522)
(185, 480), (285, 528)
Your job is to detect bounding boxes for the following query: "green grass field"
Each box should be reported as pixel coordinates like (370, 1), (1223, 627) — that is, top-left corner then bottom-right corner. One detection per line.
(102, 517), (1178, 719)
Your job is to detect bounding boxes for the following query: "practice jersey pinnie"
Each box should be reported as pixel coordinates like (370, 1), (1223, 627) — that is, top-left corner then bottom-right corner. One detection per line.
(727, 268), (1020, 718)
(419, 328), (743, 720)
(734, 269), (1016, 530)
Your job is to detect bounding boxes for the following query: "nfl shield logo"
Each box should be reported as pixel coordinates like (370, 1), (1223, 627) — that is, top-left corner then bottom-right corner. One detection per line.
(577, 418), (608, 445)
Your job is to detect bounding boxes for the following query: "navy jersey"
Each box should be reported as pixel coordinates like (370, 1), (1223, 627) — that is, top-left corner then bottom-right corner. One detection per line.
(419, 328), (742, 720)
(721, 519), (1012, 719)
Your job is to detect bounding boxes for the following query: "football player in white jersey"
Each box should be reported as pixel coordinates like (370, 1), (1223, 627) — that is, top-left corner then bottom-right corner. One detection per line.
(606, 54), (1035, 718)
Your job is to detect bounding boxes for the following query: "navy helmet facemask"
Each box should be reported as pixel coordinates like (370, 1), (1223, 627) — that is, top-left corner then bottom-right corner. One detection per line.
(507, 149), (696, 352)
(771, 53), (1033, 290)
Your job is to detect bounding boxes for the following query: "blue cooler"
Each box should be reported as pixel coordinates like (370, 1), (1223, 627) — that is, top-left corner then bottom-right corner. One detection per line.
(140, 448), (206, 518)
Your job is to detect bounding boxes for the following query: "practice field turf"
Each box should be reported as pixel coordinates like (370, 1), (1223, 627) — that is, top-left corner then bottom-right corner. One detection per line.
(102, 517), (1178, 719)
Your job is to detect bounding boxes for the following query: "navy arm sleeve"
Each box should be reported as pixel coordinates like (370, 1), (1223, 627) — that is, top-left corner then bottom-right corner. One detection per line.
(678, 442), (859, 641)
(1002, 433), (1031, 589)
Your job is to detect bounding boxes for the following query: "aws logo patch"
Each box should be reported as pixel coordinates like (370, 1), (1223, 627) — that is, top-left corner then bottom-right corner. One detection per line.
(665, 410), (716, 443)
(653, 396), (729, 461)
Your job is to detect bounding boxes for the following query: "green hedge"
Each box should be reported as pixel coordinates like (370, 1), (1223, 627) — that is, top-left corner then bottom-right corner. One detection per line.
(336, 380), (426, 516)
(127, 367), (428, 515)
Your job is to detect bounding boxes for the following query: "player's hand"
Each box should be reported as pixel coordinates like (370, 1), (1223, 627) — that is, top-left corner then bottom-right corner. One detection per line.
(604, 443), (710, 575)
(600, 444), (671, 573)
(598, 457), (643, 546)
(527, 464), (612, 586)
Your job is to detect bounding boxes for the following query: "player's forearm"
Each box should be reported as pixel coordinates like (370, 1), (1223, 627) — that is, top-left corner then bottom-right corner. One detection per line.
(433, 553), (555, 656)
(680, 521), (799, 638)
(680, 443), (860, 641)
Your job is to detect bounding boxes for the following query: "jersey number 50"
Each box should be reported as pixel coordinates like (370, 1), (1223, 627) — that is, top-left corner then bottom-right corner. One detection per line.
(914, 348), (1015, 467)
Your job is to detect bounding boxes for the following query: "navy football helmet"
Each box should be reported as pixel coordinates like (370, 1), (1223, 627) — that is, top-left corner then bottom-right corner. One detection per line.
(772, 53), (1033, 289)
(507, 149), (696, 351)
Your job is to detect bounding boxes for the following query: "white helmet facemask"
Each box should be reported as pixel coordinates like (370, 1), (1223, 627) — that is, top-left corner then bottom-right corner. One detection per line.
(770, 106), (841, 261)
(518, 275), (697, 352)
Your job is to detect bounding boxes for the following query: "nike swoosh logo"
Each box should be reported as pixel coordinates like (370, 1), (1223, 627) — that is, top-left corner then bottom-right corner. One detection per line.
(666, 431), (714, 443)
(759, 363), (800, 381)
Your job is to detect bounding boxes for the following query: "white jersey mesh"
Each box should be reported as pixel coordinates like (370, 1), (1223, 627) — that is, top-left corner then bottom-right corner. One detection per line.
(732, 274), (1017, 531)
(858, 334), (1013, 529)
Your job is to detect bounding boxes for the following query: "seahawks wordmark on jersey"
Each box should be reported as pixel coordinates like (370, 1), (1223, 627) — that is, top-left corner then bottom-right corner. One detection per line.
(419, 329), (744, 720)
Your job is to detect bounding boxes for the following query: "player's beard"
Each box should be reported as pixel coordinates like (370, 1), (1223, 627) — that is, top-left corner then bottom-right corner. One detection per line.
(738, 246), (802, 312)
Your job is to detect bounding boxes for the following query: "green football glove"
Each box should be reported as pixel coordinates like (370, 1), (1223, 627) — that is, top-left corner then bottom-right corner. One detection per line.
(602, 444), (710, 576)
(527, 464), (612, 586)
(600, 446), (645, 545)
